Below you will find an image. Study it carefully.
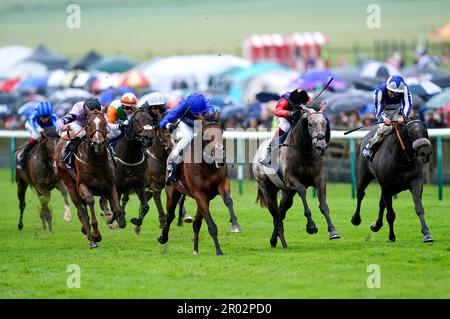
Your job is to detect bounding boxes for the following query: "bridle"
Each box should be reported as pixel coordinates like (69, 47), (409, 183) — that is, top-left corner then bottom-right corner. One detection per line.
(85, 111), (107, 148)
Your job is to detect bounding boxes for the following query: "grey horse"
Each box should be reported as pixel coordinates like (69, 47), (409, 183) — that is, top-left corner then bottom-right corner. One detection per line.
(351, 119), (433, 242)
(253, 104), (340, 248)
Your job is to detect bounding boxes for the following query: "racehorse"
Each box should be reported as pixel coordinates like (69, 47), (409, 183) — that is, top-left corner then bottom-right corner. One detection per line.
(128, 123), (193, 234)
(253, 104), (340, 248)
(351, 119), (433, 242)
(99, 108), (153, 230)
(15, 127), (72, 231)
(157, 115), (241, 255)
(55, 110), (125, 248)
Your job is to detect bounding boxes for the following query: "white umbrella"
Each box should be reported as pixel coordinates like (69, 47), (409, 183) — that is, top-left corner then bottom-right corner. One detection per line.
(140, 55), (251, 92)
(360, 61), (399, 78)
(244, 70), (298, 102)
(0, 61), (48, 78)
(47, 69), (67, 88)
(0, 45), (32, 74)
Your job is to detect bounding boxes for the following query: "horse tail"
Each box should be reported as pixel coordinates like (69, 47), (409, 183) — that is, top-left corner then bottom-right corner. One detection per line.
(255, 187), (267, 208)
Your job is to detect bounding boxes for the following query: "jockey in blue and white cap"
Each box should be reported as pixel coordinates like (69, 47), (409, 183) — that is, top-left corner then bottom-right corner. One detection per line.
(160, 92), (216, 184)
(363, 75), (413, 161)
(17, 101), (58, 170)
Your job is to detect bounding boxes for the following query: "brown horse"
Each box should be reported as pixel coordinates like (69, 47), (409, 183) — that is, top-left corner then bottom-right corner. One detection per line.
(128, 123), (193, 234)
(15, 127), (72, 231)
(55, 110), (125, 248)
(157, 118), (241, 256)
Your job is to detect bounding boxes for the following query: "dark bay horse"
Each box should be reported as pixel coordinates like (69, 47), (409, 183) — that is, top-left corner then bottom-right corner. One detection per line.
(15, 127), (72, 231)
(100, 108), (153, 230)
(253, 105), (340, 248)
(157, 118), (241, 255)
(351, 119), (433, 242)
(128, 124), (192, 234)
(55, 110), (125, 248)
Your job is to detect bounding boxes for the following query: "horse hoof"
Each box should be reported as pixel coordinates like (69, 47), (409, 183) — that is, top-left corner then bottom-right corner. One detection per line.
(306, 225), (318, 235)
(130, 217), (142, 226)
(89, 241), (99, 249)
(351, 215), (361, 226)
(193, 250), (199, 256)
(92, 233), (102, 243)
(18, 223), (23, 231)
(157, 235), (168, 244)
(329, 231), (341, 240)
(118, 214), (126, 229)
(370, 222), (382, 232)
(389, 235), (396, 242)
(183, 215), (193, 223)
(216, 251), (224, 256)
(270, 238), (277, 248)
(108, 220), (119, 229)
(134, 226), (141, 235)
(63, 214), (72, 222)
(423, 234), (434, 243)
(231, 225), (242, 233)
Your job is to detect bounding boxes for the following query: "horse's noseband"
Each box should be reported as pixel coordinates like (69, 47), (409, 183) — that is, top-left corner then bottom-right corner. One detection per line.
(312, 134), (326, 142)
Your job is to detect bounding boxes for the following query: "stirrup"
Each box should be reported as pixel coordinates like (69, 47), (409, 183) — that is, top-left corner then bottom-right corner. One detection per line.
(259, 156), (271, 167)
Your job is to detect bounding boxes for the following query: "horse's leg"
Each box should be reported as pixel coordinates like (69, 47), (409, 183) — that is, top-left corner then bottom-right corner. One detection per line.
(382, 192), (396, 242)
(130, 190), (145, 232)
(261, 186), (286, 249)
(157, 187), (182, 244)
(56, 181), (72, 222)
(152, 187), (167, 228)
(410, 179), (433, 242)
(17, 177), (28, 231)
(38, 191), (53, 232)
(177, 194), (185, 227)
(107, 187), (125, 229)
(351, 171), (373, 226)
(135, 186), (150, 232)
(370, 195), (385, 232)
(218, 179), (241, 233)
(296, 187), (318, 235)
(64, 180), (92, 245)
(315, 175), (340, 240)
(78, 183), (101, 248)
(192, 208), (203, 255)
(194, 193), (223, 256)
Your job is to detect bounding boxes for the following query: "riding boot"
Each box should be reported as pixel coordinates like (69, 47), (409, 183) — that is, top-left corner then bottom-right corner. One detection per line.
(63, 137), (82, 169)
(166, 153), (182, 185)
(260, 128), (287, 167)
(362, 142), (375, 162)
(17, 139), (37, 170)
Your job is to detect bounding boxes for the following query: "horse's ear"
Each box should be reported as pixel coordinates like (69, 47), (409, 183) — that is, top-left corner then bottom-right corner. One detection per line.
(301, 118), (312, 144)
(325, 118), (330, 144)
(214, 110), (221, 121)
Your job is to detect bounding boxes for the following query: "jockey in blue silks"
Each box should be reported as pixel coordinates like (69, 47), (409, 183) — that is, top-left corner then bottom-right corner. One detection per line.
(17, 101), (58, 170)
(363, 75), (413, 161)
(160, 93), (216, 184)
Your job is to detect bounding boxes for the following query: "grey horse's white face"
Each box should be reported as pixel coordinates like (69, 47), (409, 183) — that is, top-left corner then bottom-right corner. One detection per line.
(303, 109), (328, 156)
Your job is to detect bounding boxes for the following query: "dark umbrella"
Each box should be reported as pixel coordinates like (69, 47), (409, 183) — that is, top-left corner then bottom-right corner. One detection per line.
(408, 80), (442, 99)
(88, 56), (137, 73)
(99, 87), (135, 106)
(17, 100), (40, 119)
(69, 50), (101, 70)
(221, 104), (248, 120)
(255, 92), (280, 103)
(23, 44), (68, 70)
(291, 69), (347, 91)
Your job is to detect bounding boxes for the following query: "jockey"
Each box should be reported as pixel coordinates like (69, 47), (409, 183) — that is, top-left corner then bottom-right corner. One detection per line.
(160, 93), (216, 184)
(362, 75), (413, 161)
(17, 101), (58, 170)
(259, 89), (310, 166)
(106, 92), (138, 141)
(56, 97), (107, 169)
(140, 92), (167, 126)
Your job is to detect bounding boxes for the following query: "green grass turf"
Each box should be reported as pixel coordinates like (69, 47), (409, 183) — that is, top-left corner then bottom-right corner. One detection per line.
(0, 168), (449, 298)
(1, 0), (449, 61)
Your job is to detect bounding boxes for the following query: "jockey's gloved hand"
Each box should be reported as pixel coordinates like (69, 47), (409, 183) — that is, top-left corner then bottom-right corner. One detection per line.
(166, 123), (174, 133)
(288, 111), (295, 120)
(119, 120), (129, 129)
(384, 118), (392, 126)
(152, 123), (160, 130)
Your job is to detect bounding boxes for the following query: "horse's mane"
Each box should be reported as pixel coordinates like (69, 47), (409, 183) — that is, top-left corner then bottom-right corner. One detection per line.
(43, 126), (59, 138)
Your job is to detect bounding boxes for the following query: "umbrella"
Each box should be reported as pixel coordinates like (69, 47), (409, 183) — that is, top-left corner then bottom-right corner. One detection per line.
(290, 69), (347, 91)
(88, 56), (137, 73)
(49, 88), (92, 107)
(0, 77), (21, 93)
(220, 104), (248, 120)
(0, 61), (48, 78)
(360, 61), (399, 78)
(207, 94), (240, 110)
(324, 89), (373, 115)
(244, 69), (298, 101)
(0, 45), (32, 73)
(119, 70), (150, 89)
(255, 92), (280, 103)
(69, 50), (101, 70)
(408, 80), (442, 98)
(47, 69), (67, 88)
(425, 91), (450, 109)
(23, 44), (68, 70)
(14, 76), (48, 94)
(17, 100), (40, 119)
